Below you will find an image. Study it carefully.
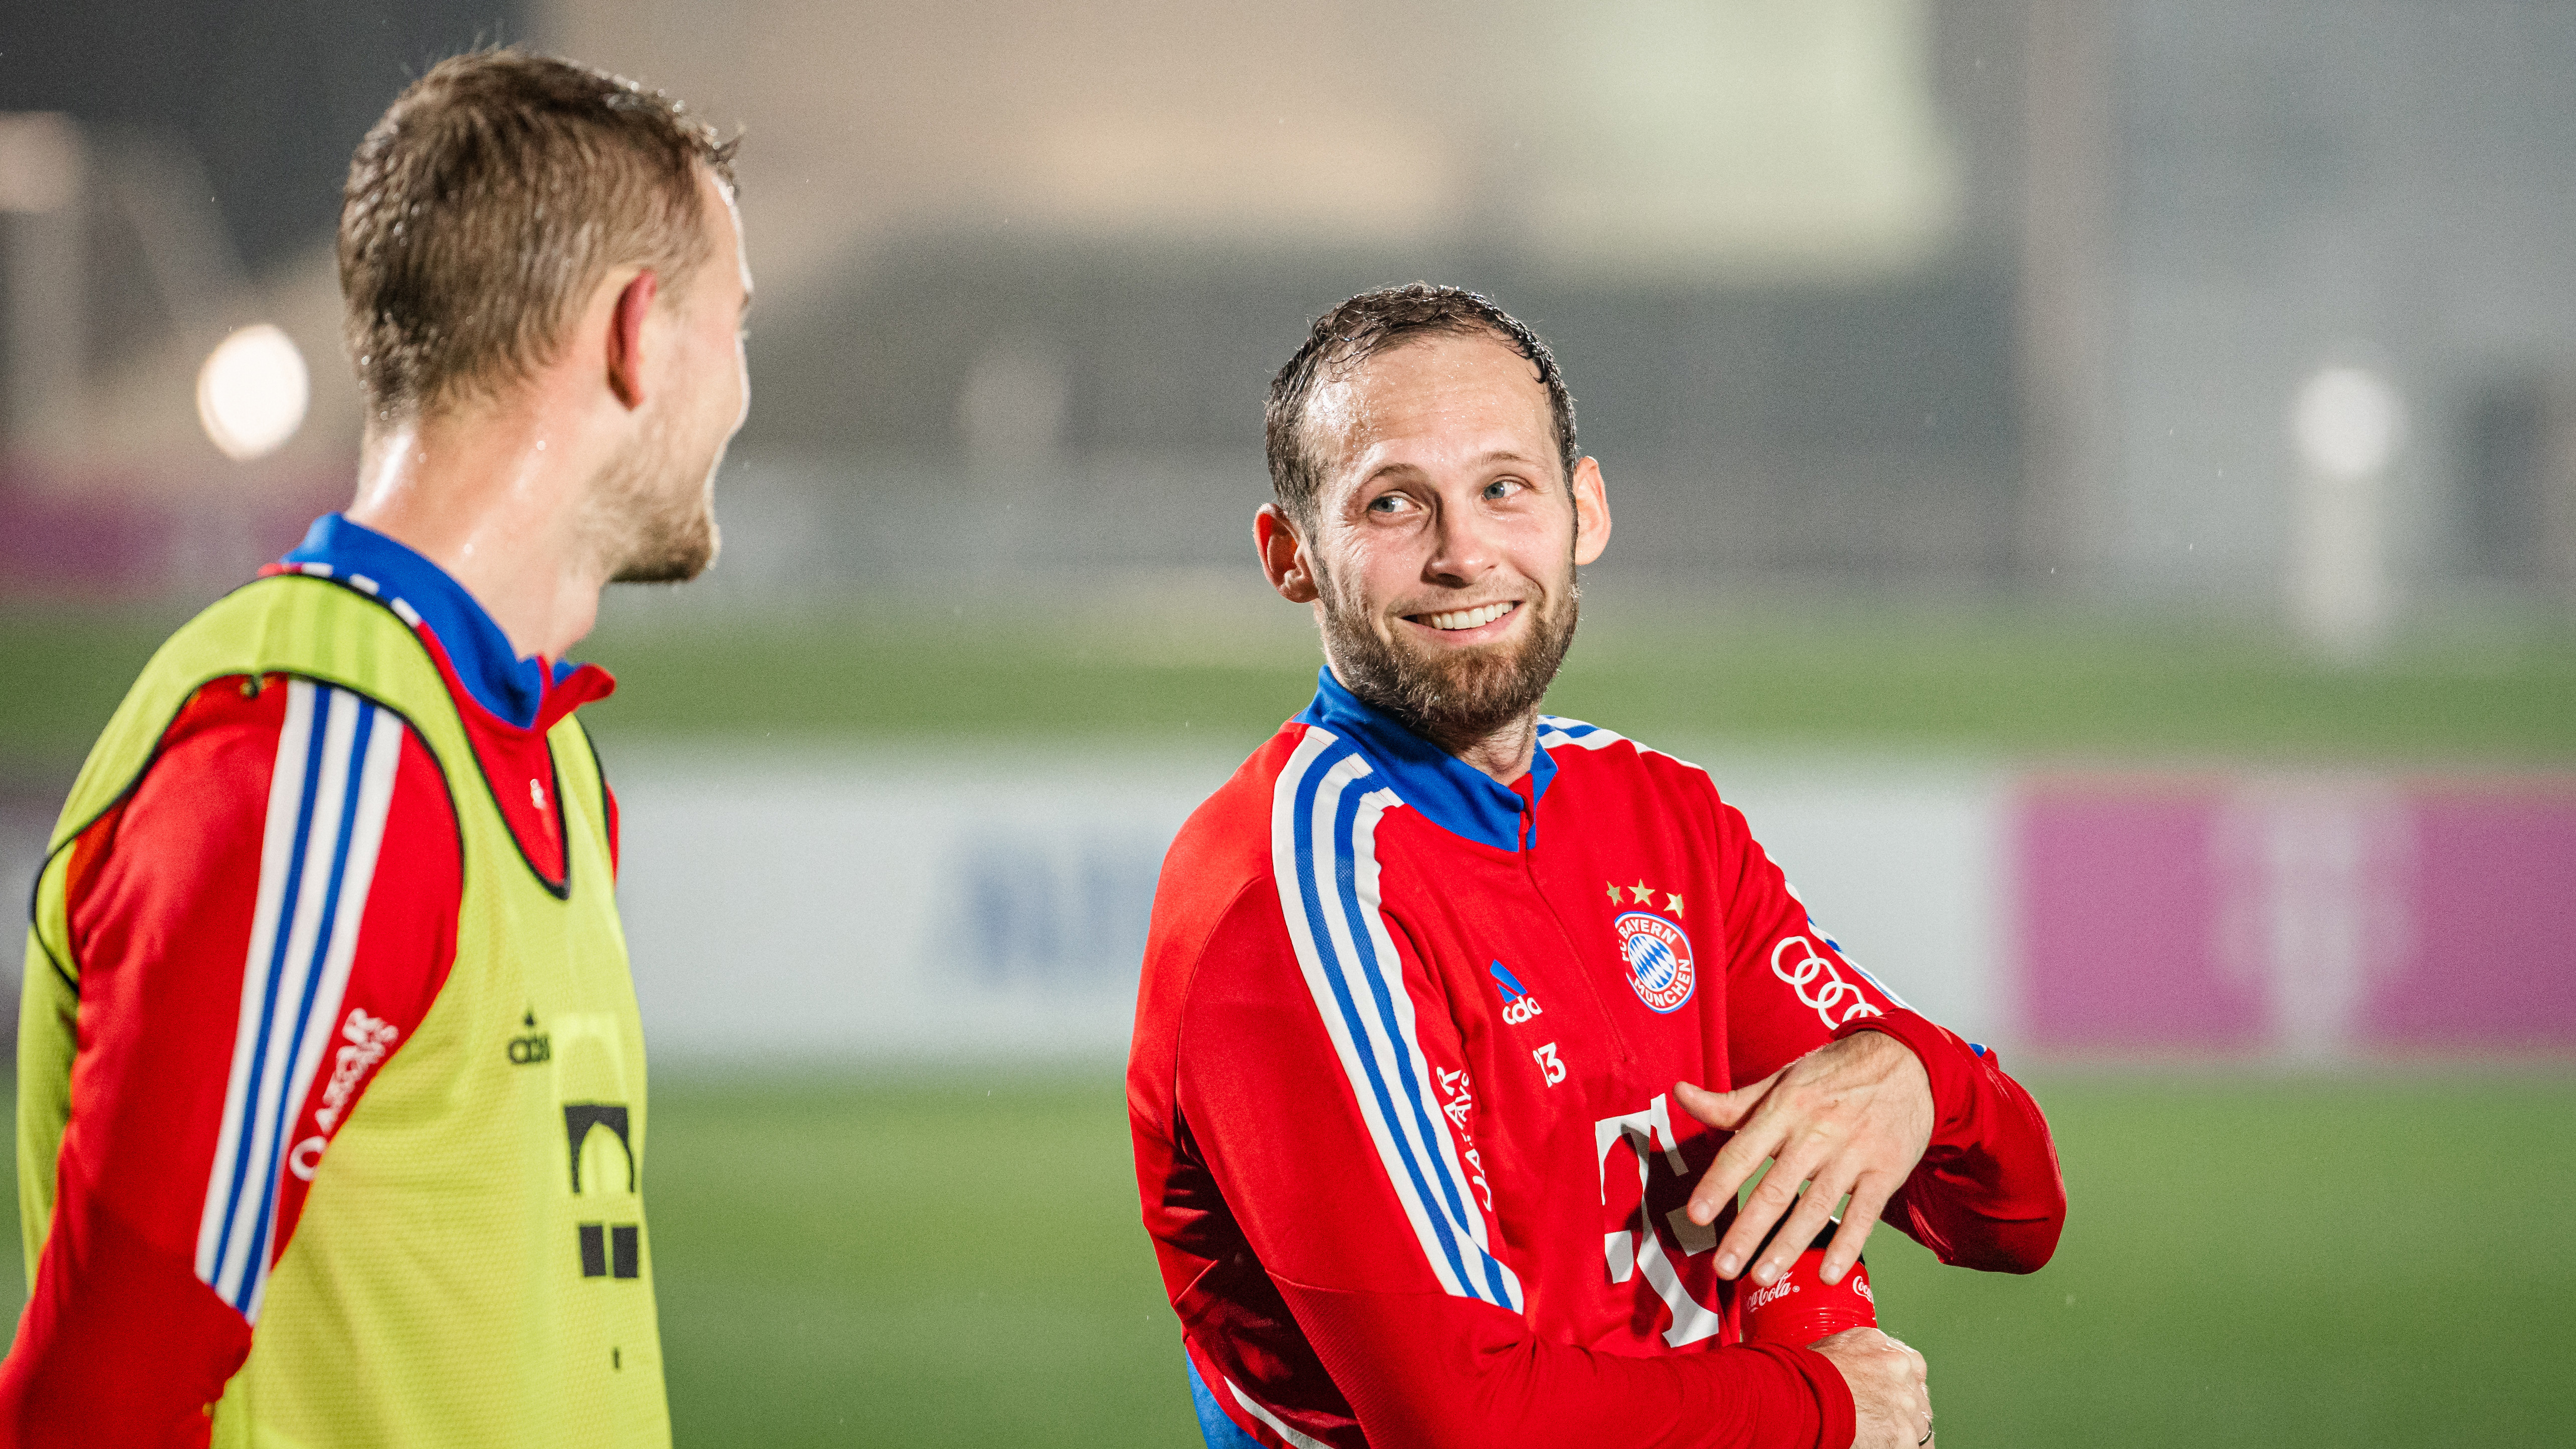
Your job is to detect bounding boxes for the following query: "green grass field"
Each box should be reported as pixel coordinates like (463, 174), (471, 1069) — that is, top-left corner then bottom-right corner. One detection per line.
(6, 596), (2574, 777)
(632, 1070), (2576, 1448)
(0, 1073), (2569, 1444)
(4, 599), (2570, 1443)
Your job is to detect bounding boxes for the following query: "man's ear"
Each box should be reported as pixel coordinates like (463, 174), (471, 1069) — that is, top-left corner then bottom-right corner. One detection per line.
(1570, 455), (1612, 567)
(1255, 502), (1321, 604)
(605, 269), (660, 410)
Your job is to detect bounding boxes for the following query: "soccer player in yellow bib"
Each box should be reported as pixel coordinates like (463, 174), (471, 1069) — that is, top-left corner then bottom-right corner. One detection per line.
(2, 51), (750, 1447)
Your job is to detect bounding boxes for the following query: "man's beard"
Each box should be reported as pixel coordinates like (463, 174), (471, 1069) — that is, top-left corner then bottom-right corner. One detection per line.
(586, 406), (724, 585)
(1318, 560), (1581, 753)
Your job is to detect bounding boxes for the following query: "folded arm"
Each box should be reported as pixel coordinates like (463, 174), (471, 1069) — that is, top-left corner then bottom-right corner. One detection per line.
(1171, 892), (1854, 1449)
(1686, 798), (2066, 1289)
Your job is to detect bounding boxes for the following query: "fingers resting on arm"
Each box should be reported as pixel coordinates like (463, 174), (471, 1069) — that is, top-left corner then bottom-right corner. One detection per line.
(1673, 1030), (1935, 1288)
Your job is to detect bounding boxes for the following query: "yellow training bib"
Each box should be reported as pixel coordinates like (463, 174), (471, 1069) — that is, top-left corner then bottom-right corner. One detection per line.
(19, 572), (668, 1447)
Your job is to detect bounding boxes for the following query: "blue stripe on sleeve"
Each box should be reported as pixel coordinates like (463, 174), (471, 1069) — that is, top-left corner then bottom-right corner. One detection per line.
(209, 690), (331, 1300)
(229, 698), (378, 1307)
(1324, 770), (1515, 1308)
(1286, 737), (1518, 1311)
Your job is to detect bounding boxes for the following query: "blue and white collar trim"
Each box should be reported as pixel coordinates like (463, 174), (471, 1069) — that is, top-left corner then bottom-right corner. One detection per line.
(280, 513), (573, 730)
(1296, 667), (1558, 853)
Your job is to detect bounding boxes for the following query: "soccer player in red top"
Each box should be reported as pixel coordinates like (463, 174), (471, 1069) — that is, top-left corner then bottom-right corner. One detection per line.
(3, 52), (749, 1445)
(1129, 286), (2065, 1449)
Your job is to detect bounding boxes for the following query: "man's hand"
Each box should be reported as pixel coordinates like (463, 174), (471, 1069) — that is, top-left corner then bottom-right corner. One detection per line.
(1673, 1030), (1934, 1288)
(1810, 1327), (1933, 1448)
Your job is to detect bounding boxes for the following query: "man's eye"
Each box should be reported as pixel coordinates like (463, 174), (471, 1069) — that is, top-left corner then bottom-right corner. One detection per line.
(1368, 494), (1409, 513)
(1485, 478), (1525, 500)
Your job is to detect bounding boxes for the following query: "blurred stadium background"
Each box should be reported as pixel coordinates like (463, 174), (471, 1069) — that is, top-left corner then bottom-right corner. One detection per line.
(4, 1), (2573, 1443)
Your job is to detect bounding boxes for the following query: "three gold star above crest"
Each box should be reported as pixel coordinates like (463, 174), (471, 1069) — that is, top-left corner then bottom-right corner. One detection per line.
(1604, 880), (1684, 918)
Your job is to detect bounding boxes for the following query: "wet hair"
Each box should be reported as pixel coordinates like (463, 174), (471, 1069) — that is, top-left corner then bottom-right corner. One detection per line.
(1264, 283), (1579, 530)
(338, 48), (737, 426)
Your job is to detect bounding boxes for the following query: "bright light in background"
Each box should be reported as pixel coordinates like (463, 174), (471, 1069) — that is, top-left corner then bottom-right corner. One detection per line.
(2287, 363), (2404, 662)
(2291, 365), (2404, 481)
(196, 323), (308, 461)
(0, 112), (80, 214)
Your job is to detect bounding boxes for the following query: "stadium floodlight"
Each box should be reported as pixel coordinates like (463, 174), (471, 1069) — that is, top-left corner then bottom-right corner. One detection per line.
(2287, 363), (2402, 662)
(2292, 365), (2403, 481)
(196, 323), (309, 461)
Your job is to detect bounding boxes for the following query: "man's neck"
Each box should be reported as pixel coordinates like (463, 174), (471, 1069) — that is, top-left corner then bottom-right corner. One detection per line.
(345, 405), (609, 663)
(1329, 656), (1542, 785)
(1436, 710), (1540, 787)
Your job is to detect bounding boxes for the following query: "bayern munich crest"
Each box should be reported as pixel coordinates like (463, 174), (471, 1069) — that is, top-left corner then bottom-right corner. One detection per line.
(1613, 911), (1696, 1013)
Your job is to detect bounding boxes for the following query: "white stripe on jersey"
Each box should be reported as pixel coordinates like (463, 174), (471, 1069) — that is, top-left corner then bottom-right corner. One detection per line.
(1541, 714), (1914, 1013)
(1535, 714), (1625, 752)
(1538, 713), (1709, 773)
(1269, 726), (1523, 1315)
(193, 680), (404, 1319)
(1226, 1376), (1332, 1449)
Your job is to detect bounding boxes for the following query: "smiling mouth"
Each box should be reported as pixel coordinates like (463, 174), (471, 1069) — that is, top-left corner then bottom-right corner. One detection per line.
(1410, 600), (1520, 632)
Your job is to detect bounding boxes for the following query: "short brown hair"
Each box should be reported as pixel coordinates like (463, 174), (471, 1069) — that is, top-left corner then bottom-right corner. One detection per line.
(338, 49), (737, 425)
(1265, 283), (1579, 530)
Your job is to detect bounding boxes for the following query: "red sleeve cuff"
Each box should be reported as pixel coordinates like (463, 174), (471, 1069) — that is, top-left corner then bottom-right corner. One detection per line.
(0, 1197), (245, 1446)
(1830, 1009), (2067, 1275)
(1833, 1007), (1975, 1148)
(1744, 1340), (1858, 1449)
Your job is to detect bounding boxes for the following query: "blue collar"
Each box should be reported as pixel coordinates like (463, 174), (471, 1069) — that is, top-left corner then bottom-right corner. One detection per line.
(1297, 668), (1557, 853)
(281, 513), (574, 729)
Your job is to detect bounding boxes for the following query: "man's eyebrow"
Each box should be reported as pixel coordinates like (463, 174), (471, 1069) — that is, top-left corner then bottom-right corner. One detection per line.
(1354, 449), (1545, 488)
(1355, 459), (1427, 488)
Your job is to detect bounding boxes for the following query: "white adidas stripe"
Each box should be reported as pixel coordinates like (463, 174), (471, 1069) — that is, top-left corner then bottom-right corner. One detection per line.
(193, 681), (405, 1319)
(1338, 783), (1517, 1291)
(197, 680), (314, 1290)
(1226, 1376), (1331, 1449)
(1269, 727), (1522, 1314)
(1539, 713), (1717, 775)
(1540, 713), (1914, 1015)
(1536, 713), (1625, 752)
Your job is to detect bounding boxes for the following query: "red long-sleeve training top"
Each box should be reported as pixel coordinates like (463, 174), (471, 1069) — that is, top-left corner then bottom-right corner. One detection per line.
(1128, 671), (2065, 1449)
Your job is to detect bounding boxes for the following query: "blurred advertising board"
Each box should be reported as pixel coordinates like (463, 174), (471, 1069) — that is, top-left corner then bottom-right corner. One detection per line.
(607, 748), (1235, 1061)
(6, 753), (2567, 1064)
(2019, 774), (2576, 1062)
(601, 752), (2576, 1064)
(603, 750), (2018, 1063)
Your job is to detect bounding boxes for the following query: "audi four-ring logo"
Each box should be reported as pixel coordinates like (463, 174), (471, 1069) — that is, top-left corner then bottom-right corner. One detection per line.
(1771, 934), (1883, 1029)
(1614, 911), (1696, 1012)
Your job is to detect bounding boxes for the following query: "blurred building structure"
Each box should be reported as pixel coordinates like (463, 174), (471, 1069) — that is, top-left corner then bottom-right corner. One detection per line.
(0, 1), (531, 595)
(5, 4), (2573, 1074)
(3, 1), (2576, 614)
(2025, 0), (2576, 613)
(553, 0), (2032, 589)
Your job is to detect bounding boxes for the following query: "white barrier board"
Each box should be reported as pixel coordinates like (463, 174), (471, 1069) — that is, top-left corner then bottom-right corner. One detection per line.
(608, 745), (2007, 1061)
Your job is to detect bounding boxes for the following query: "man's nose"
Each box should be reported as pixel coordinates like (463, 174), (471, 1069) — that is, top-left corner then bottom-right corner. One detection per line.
(1423, 499), (1501, 584)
